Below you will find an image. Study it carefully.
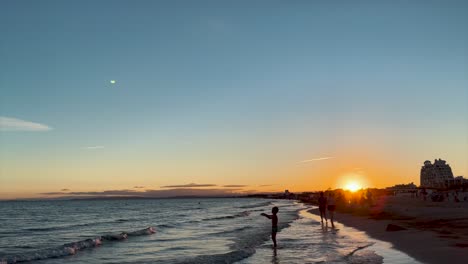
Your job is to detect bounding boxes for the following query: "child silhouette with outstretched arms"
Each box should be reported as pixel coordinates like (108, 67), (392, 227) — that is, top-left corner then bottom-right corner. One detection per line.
(261, 206), (279, 247)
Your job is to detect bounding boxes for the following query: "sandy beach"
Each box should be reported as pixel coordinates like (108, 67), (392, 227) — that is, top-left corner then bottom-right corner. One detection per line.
(309, 194), (468, 264)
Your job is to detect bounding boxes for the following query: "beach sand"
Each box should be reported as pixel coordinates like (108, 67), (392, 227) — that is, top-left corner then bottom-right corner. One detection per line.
(309, 194), (468, 264)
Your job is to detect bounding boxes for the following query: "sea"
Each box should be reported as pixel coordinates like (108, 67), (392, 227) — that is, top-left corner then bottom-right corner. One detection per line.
(0, 198), (422, 263)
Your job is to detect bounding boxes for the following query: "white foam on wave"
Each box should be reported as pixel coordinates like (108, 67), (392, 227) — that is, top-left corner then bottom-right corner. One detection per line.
(0, 227), (156, 264)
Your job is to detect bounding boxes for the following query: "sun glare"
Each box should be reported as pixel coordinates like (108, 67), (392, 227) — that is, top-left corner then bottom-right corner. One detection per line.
(345, 182), (361, 192)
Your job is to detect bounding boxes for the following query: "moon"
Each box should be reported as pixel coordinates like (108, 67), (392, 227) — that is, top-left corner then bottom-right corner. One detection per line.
(110, 80), (116, 84)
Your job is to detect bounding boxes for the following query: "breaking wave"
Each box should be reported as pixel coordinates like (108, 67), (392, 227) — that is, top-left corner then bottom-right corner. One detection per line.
(0, 227), (155, 264)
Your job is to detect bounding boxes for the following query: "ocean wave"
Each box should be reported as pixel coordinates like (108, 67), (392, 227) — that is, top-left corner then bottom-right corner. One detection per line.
(203, 211), (251, 221)
(23, 222), (93, 232)
(176, 247), (256, 264)
(162, 210), (257, 227)
(181, 221), (291, 264)
(0, 227), (156, 264)
(182, 205), (301, 264)
(236, 201), (272, 209)
(156, 223), (179, 229)
(22, 218), (134, 232)
(209, 225), (253, 236)
(249, 208), (266, 212)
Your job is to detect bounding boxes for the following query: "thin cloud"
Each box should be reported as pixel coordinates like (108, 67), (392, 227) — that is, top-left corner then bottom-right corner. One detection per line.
(83, 146), (104, 149)
(61, 189), (70, 192)
(258, 184), (273, 187)
(0, 116), (52, 131)
(160, 183), (217, 188)
(297, 157), (334, 163)
(223, 185), (247, 188)
(133, 186), (145, 189)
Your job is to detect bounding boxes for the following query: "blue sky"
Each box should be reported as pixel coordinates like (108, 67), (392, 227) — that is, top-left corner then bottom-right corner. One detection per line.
(1, 0), (467, 198)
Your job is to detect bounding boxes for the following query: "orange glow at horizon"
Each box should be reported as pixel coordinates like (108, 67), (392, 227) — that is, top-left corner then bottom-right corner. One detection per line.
(2, 141), (466, 199)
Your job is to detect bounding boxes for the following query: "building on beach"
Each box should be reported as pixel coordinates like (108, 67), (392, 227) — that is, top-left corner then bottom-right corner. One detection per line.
(446, 176), (468, 188)
(420, 159), (467, 188)
(420, 159), (454, 188)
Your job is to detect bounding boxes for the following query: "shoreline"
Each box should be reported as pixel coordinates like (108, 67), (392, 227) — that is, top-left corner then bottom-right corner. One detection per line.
(307, 196), (468, 264)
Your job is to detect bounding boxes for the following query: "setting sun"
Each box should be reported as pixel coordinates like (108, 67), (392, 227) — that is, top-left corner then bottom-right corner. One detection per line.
(345, 182), (361, 192)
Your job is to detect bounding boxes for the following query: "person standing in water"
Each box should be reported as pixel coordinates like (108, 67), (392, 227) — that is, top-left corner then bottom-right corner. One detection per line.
(327, 192), (336, 227)
(261, 206), (279, 248)
(318, 192), (327, 223)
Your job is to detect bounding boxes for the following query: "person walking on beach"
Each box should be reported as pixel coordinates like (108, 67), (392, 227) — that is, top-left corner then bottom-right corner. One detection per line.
(318, 192), (327, 223)
(261, 206), (279, 248)
(327, 192), (336, 227)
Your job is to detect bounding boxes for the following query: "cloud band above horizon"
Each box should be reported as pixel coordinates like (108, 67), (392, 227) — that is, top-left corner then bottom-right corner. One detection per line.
(160, 183), (217, 188)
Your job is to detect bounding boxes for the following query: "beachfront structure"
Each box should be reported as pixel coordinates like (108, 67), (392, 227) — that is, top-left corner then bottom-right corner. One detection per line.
(420, 159), (454, 188)
(386, 182), (417, 192)
(446, 176), (468, 187)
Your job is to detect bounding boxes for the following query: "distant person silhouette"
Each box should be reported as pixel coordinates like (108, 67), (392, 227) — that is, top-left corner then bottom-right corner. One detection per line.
(327, 192), (336, 227)
(366, 189), (373, 205)
(261, 206), (279, 248)
(318, 192), (327, 222)
(421, 188), (427, 201)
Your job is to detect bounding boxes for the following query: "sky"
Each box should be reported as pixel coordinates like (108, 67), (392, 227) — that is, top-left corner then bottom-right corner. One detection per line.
(1, 0), (467, 199)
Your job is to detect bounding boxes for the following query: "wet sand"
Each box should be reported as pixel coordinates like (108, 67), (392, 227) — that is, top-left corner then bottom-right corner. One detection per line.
(243, 207), (421, 264)
(308, 194), (468, 264)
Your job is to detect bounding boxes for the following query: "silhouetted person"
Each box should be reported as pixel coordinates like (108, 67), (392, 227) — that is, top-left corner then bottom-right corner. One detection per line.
(421, 188), (427, 201)
(327, 192), (336, 227)
(318, 192), (327, 222)
(360, 192), (367, 205)
(366, 189), (373, 206)
(261, 206), (279, 248)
